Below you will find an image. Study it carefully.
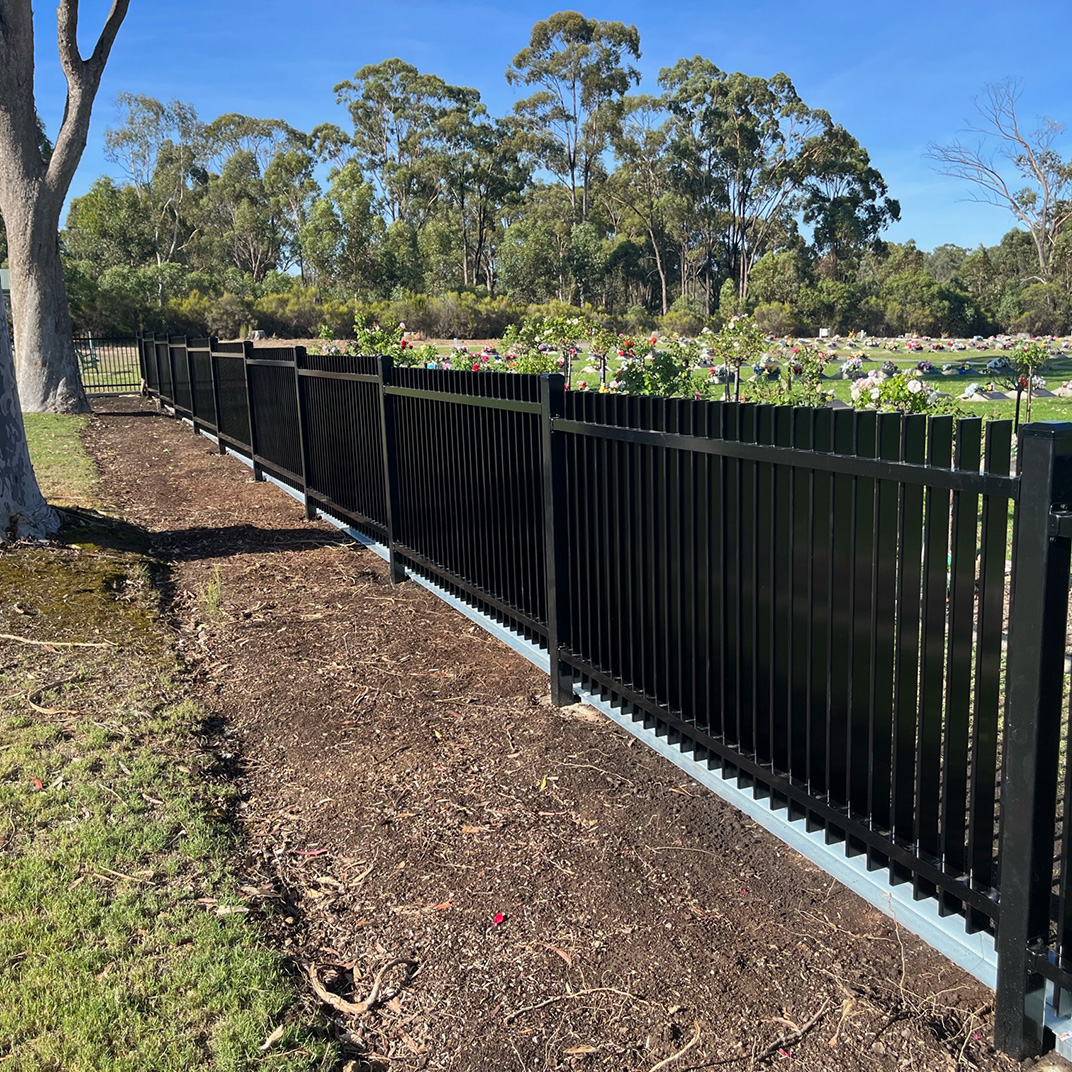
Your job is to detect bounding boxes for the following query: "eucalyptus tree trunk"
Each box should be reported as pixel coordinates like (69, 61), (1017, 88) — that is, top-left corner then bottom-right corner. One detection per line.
(0, 304), (58, 541)
(6, 195), (86, 412)
(0, 0), (130, 413)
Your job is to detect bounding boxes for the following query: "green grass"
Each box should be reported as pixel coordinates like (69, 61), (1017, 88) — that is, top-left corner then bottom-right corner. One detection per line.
(22, 413), (98, 508)
(2, 422), (332, 1071)
(198, 564), (225, 622)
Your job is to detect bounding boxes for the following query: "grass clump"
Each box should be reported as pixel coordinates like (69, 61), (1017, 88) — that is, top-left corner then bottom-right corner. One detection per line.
(199, 564), (225, 622)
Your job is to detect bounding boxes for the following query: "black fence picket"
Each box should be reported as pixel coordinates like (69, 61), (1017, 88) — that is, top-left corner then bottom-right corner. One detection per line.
(136, 328), (1072, 1060)
(298, 350), (387, 543)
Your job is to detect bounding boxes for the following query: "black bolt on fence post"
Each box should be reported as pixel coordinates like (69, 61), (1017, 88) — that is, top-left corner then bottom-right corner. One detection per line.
(377, 355), (405, 584)
(540, 373), (572, 707)
(242, 339), (263, 480)
(995, 421), (1072, 1057)
(293, 346), (316, 521)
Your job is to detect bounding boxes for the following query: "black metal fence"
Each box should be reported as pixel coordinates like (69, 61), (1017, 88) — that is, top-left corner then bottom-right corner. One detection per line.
(74, 335), (141, 394)
(137, 331), (1072, 1058)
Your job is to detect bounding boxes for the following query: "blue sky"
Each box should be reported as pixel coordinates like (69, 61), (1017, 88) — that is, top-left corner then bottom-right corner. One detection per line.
(34, 0), (1072, 253)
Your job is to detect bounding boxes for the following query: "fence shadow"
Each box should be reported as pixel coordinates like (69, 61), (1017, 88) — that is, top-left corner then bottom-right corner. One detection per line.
(88, 407), (157, 418)
(150, 523), (351, 562)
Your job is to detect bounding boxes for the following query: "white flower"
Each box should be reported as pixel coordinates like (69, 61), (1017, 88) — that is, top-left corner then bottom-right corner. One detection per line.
(907, 379), (923, 394)
(870, 387), (881, 400)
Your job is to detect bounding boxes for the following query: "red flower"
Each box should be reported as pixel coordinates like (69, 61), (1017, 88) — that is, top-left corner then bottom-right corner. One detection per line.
(493, 912), (505, 925)
(473, 363), (480, 371)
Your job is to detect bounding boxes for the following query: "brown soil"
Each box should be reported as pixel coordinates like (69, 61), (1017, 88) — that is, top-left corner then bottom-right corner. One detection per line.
(81, 396), (1051, 1072)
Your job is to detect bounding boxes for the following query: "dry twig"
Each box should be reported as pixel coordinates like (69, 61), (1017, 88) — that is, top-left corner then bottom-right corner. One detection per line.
(505, 987), (644, 1023)
(25, 675), (85, 715)
(305, 958), (417, 1018)
(0, 633), (112, 649)
(649, 1021), (702, 1072)
(680, 1000), (831, 1071)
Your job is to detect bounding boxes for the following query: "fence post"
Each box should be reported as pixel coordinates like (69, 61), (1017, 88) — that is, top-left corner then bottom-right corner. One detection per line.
(293, 346), (316, 521)
(241, 339), (263, 480)
(207, 337), (225, 454)
(995, 421), (1072, 1057)
(540, 373), (572, 706)
(184, 335), (198, 433)
(377, 355), (405, 584)
(151, 334), (164, 409)
(167, 334), (180, 408)
(136, 330), (146, 390)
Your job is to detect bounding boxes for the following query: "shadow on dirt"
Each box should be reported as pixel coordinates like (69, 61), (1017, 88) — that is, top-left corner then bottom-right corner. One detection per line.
(152, 524), (350, 562)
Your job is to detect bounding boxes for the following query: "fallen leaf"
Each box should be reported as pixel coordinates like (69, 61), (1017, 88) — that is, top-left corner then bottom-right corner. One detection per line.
(536, 941), (573, 967)
(564, 1045), (597, 1054)
(32, 777), (43, 791)
(493, 912), (506, 926)
(399, 1030), (425, 1054)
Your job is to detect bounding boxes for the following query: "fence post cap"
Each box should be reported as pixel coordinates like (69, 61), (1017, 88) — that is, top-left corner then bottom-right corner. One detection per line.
(1019, 421), (1072, 440)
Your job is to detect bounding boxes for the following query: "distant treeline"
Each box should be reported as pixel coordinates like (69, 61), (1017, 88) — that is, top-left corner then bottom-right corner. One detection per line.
(30, 12), (1070, 338)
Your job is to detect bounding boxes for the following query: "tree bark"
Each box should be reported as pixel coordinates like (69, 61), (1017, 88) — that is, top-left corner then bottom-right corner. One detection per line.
(649, 227), (668, 315)
(0, 296), (59, 541)
(0, 0), (130, 413)
(7, 197), (87, 413)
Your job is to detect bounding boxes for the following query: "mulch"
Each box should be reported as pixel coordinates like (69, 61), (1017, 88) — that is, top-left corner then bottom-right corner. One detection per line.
(80, 395), (1048, 1072)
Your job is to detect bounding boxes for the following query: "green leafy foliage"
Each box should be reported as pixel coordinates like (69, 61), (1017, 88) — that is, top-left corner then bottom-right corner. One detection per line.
(56, 32), (1072, 340)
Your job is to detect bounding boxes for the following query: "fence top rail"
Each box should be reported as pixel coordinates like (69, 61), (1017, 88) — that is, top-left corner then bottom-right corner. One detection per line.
(394, 364), (543, 403)
(298, 351), (380, 376)
(553, 418), (1020, 499)
(297, 367), (379, 384)
(246, 356), (298, 367)
(385, 383), (542, 414)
